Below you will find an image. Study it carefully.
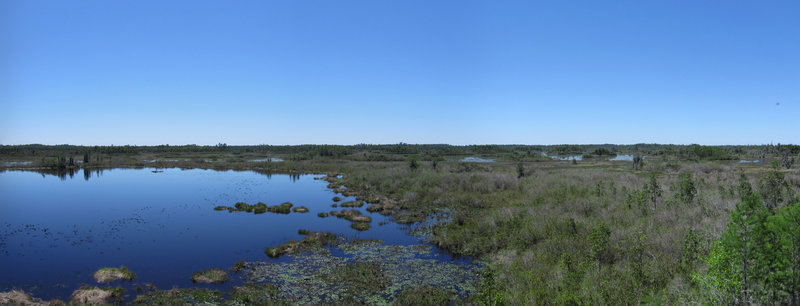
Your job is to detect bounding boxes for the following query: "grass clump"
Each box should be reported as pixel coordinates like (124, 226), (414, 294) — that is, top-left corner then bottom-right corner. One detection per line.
(0, 290), (51, 305)
(318, 212), (330, 218)
(292, 206), (310, 213)
(72, 286), (124, 305)
(267, 202), (293, 214)
(253, 202), (268, 214)
(351, 222), (371, 231)
(213, 205), (233, 211)
(332, 196), (342, 202)
(191, 268), (228, 284)
(93, 266), (136, 282)
(234, 202), (253, 212)
(298, 229), (310, 235)
(340, 200), (364, 208)
(264, 232), (340, 258)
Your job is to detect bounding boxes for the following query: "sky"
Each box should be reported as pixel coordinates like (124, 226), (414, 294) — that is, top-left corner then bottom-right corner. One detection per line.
(2, 0), (798, 146)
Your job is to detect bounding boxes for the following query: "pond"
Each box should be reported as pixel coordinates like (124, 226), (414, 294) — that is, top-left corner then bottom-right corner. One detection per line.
(608, 155), (635, 161)
(0, 168), (478, 302)
(459, 157), (495, 163)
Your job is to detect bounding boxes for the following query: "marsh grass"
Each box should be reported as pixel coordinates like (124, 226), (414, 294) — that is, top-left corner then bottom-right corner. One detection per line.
(93, 266), (136, 283)
(351, 222), (370, 231)
(191, 268), (228, 284)
(340, 201), (364, 208)
(292, 206), (309, 213)
(265, 232), (340, 258)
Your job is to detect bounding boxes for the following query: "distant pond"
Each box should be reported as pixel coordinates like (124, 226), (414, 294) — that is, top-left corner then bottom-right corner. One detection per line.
(0, 168), (478, 302)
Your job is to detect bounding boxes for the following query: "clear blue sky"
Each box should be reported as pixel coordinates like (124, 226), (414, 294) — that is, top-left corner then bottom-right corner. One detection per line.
(2, 0), (798, 145)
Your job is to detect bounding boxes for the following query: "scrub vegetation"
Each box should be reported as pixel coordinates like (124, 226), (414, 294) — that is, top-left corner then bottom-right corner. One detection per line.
(3, 143), (799, 304)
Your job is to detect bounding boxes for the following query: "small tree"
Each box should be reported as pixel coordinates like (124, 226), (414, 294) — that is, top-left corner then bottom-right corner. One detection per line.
(408, 155), (419, 171)
(644, 173), (662, 210)
(517, 162), (525, 178)
(633, 155), (644, 170)
(588, 222), (611, 268)
(674, 172), (697, 204)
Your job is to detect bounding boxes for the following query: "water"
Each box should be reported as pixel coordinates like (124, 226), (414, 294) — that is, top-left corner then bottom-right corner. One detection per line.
(1, 161), (32, 166)
(248, 158), (284, 162)
(459, 157), (495, 163)
(738, 160), (761, 164)
(0, 168), (450, 300)
(608, 155), (635, 161)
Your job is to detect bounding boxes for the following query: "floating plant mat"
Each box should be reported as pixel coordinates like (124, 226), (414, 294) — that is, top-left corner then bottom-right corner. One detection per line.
(243, 240), (483, 304)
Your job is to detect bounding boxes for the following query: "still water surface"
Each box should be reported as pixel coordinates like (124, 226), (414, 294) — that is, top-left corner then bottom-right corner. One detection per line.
(0, 168), (439, 300)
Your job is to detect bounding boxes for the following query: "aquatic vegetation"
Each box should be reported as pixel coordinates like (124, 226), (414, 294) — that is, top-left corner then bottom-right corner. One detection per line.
(191, 268), (228, 284)
(264, 232), (340, 258)
(366, 204), (383, 213)
(331, 203), (338, 208)
(93, 266), (136, 282)
(292, 206), (309, 213)
(393, 286), (456, 305)
(332, 196), (342, 202)
(234, 202), (253, 212)
(253, 202), (268, 214)
(244, 240), (482, 304)
(231, 260), (246, 273)
(317, 212), (330, 218)
(230, 284), (290, 305)
(133, 288), (223, 305)
(351, 222), (371, 231)
(298, 229), (310, 235)
(268, 202), (293, 214)
(213, 205), (232, 211)
(324, 262), (388, 294)
(340, 200), (364, 208)
(71, 286), (124, 305)
(0, 290), (49, 305)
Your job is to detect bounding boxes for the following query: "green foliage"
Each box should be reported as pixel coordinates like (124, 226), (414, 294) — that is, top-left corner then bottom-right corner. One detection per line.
(393, 286), (455, 305)
(758, 167), (790, 211)
(673, 172), (697, 204)
(644, 173), (662, 209)
(472, 266), (506, 306)
(323, 262), (389, 295)
(695, 195), (800, 304)
(588, 222), (611, 265)
(351, 222), (371, 231)
(408, 155), (419, 171)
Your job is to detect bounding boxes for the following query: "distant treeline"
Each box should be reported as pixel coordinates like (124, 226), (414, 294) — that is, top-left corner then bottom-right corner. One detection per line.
(1, 143), (798, 161)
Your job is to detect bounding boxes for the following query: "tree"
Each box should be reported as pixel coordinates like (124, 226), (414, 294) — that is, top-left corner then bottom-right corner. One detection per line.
(698, 194), (769, 304)
(674, 172), (697, 204)
(759, 166), (790, 212)
(643, 173), (662, 210)
(632, 155), (643, 170)
(588, 222), (611, 268)
(408, 155), (419, 171)
(517, 162), (525, 178)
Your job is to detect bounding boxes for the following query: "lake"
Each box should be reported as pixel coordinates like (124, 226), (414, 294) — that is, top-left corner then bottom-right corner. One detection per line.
(0, 168), (474, 302)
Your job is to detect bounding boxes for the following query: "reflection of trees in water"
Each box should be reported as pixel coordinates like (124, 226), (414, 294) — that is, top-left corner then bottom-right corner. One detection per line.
(25, 168), (302, 182)
(29, 168), (105, 181)
(250, 170), (300, 181)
